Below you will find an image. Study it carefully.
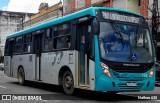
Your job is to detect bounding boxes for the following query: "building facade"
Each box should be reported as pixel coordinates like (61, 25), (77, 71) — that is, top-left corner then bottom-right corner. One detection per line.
(63, 0), (149, 18)
(23, 2), (63, 29)
(0, 11), (32, 58)
(63, 0), (111, 15)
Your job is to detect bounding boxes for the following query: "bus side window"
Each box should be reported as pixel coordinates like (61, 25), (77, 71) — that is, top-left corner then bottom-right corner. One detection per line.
(4, 40), (9, 55)
(67, 35), (71, 48)
(53, 23), (71, 50)
(43, 28), (52, 51)
(53, 26), (57, 49)
(23, 34), (32, 53)
(14, 36), (23, 54)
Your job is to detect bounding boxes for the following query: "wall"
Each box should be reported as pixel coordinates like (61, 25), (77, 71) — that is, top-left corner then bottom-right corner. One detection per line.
(63, 0), (110, 15)
(0, 12), (28, 56)
(63, 0), (71, 13)
(127, 0), (140, 13)
(113, 0), (127, 10)
(140, 0), (149, 18)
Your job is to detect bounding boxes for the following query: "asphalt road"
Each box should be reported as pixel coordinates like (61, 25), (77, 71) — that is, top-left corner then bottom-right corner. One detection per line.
(0, 71), (160, 103)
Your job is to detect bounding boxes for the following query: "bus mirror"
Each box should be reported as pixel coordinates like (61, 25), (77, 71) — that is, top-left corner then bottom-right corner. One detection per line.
(91, 17), (99, 35)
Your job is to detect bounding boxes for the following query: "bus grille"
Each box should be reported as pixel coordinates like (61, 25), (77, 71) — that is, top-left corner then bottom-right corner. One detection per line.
(112, 70), (146, 81)
(111, 70), (145, 90)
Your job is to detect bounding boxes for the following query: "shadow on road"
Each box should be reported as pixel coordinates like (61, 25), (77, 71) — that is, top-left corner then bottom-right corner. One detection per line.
(10, 81), (146, 102)
(11, 81), (63, 93)
(73, 90), (142, 102)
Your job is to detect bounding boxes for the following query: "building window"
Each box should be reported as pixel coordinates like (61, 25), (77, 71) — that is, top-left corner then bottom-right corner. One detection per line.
(64, 0), (71, 13)
(53, 23), (71, 49)
(76, 0), (85, 9)
(138, 0), (140, 6)
(92, 0), (100, 4)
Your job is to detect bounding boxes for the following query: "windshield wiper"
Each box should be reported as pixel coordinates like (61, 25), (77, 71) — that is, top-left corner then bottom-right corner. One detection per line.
(110, 21), (124, 47)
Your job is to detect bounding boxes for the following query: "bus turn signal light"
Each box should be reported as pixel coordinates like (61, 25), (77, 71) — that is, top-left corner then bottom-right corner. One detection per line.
(101, 62), (112, 77)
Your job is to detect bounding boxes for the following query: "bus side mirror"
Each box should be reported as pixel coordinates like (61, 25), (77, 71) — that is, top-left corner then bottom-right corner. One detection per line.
(90, 17), (99, 35)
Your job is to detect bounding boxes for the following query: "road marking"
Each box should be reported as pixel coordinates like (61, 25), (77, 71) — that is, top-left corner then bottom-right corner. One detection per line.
(155, 100), (160, 101)
(43, 100), (48, 102)
(0, 86), (6, 88)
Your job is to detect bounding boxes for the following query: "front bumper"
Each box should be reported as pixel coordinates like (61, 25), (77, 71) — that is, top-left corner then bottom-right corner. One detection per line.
(95, 73), (155, 92)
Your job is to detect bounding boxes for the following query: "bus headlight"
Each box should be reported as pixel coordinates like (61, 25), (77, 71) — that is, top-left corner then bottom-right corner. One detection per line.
(101, 62), (112, 77)
(149, 66), (154, 78)
(149, 70), (154, 77)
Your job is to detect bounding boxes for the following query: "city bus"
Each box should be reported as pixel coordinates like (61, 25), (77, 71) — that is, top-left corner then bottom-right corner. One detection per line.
(4, 7), (155, 94)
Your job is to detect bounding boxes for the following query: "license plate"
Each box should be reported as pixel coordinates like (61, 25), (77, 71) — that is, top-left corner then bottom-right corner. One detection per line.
(127, 82), (137, 86)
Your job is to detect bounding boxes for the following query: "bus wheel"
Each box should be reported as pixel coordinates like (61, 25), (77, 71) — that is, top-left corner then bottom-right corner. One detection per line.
(18, 68), (25, 85)
(62, 71), (74, 94)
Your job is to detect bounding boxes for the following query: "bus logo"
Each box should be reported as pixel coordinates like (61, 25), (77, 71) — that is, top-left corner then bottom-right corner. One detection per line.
(132, 53), (137, 61)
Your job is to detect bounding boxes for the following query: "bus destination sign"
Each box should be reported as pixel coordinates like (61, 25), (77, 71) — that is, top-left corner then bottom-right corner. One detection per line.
(102, 11), (140, 24)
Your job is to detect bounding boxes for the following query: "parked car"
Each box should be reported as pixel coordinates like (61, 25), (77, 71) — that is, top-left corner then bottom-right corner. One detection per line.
(156, 62), (160, 82)
(0, 63), (4, 71)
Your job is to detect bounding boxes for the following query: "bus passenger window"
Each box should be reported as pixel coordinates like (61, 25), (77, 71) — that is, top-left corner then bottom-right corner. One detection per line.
(57, 37), (67, 49)
(67, 35), (71, 48)
(54, 27), (58, 36)
(23, 34), (32, 53)
(53, 23), (71, 49)
(4, 40), (9, 55)
(15, 36), (22, 53)
(44, 28), (52, 51)
(53, 38), (57, 49)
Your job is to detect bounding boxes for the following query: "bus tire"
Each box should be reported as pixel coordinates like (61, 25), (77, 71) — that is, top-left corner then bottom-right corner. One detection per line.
(18, 68), (26, 86)
(62, 70), (74, 94)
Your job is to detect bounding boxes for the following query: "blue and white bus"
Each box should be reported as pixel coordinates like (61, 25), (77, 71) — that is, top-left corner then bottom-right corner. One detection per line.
(4, 7), (155, 94)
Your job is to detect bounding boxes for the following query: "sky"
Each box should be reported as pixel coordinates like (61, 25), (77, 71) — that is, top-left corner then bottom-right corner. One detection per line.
(0, 0), (61, 13)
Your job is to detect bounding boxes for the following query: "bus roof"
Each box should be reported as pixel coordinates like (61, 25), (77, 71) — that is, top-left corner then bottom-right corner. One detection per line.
(7, 7), (142, 39)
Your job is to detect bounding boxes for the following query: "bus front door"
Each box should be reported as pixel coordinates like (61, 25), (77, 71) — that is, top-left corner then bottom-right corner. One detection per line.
(34, 33), (42, 81)
(77, 22), (90, 86)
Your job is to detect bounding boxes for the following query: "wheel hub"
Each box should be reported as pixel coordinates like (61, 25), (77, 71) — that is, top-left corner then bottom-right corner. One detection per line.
(18, 71), (23, 83)
(65, 76), (72, 88)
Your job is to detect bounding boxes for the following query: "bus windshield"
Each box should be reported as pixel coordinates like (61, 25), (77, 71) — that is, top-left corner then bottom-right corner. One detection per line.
(99, 22), (154, 63)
